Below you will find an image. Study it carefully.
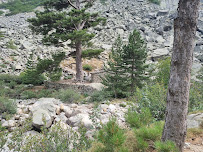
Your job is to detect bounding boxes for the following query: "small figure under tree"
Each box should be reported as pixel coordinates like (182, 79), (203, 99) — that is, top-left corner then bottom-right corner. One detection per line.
(28, 0), (106, 81)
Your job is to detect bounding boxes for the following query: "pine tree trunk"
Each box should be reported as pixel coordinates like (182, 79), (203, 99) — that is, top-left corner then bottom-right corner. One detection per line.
(75, 42), (83, 81)
(162, 0), (200, 151)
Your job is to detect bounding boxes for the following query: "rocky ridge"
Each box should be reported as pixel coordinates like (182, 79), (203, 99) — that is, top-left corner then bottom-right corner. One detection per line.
(0, 0), (202, 75)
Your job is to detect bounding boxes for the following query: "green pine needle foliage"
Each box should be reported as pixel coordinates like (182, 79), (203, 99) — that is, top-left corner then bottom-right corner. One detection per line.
(97, 119), (127, 152)
(155, 141), (178, 152)
(125, 107), (152, 128)
(28, 0), (106, 48)
(102, 29), (148, 97)
(82, 49), (104, 59)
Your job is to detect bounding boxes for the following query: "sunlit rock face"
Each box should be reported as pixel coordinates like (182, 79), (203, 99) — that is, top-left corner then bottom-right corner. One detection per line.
(160, 0), (179, 11)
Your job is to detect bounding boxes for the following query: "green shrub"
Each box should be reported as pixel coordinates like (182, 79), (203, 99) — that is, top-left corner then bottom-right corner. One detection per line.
(155, 57), (171, 87)
(20, 70), (45, 85)
(20, 90), (37, 99)
(134, 83), (167, 121)
(96, 119), (127, 152)
(82, 49), (103, 59)
(6, 40), (17, 50)
(54, 89), (81, 103)
(0, 97), (16, 115)
(189, 81), (203, 112)
(37, 89), (55, 98)
(89, 90), (111, 102)
(155, 141), (178, 152)
(4, 121), (90, 152)
(125, 107), (152, 128)
(83, 64), (93, 72)
(36, 52), (65, 81)
(148, 0), (161, 5)
(49, 70), (62, 82)
(134, 121), (163, 142)
(8, 81), (17, 89)
(0, 74), (22, 84)
(0, 10), (3, 15)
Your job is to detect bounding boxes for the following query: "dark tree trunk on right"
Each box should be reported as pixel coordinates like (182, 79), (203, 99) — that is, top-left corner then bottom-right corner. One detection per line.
(162, 0), (200, 151)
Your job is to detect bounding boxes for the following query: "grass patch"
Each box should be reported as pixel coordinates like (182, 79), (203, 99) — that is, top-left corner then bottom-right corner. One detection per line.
(187, 128), (203, 138)
(53, 89), (82, 103)
(0, 97), (16, 115)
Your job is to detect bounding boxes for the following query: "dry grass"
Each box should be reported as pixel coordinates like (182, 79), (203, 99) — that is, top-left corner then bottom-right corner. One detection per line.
(61, 57), (104, 72)
(187, 128), (203, 139)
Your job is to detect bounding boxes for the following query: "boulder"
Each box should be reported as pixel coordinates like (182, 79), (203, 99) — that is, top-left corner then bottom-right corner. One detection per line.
(30, 98), (57, 129)
(32, 109), (53, 129)
(187, 113), (203, 128)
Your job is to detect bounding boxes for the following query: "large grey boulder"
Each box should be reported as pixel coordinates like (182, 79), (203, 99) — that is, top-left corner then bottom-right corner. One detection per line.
(30, 98), (58, 129)
(32, 109), (53, 129)
(187, 113), (203, 128)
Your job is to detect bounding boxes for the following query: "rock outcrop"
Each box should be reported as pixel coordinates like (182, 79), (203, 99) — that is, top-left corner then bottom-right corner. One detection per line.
(0, 0), (202, 75)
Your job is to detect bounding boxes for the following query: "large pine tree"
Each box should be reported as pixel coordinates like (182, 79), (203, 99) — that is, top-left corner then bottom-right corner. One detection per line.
(102, 37), (128, 98)
(28, 0), (106, 81)
(102, 30), (148, 97)
(122, 29), (148, 94)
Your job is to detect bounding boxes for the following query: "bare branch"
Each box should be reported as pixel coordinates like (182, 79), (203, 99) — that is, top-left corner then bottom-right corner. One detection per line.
(68, 0), (78, 9)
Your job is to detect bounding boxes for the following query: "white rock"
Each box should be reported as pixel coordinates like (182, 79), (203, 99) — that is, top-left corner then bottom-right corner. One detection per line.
(32, 109), (53, 129)
(109, 104), (116, 113)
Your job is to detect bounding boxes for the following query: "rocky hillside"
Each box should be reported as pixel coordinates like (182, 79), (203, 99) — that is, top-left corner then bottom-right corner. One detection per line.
(0, 0), (202, 74)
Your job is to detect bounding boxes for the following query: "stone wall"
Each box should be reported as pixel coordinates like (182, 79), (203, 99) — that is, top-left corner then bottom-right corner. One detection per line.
(44, 81), (98, 94)
(90, 70), (106, 83)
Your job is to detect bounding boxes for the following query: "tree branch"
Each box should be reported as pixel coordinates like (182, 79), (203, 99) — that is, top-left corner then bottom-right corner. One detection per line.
(68, 0), (78, 9)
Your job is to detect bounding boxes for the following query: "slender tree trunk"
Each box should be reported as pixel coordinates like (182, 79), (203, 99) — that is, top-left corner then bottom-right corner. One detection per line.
(162, 0), (200, 151)
(75, 42), (83, 81)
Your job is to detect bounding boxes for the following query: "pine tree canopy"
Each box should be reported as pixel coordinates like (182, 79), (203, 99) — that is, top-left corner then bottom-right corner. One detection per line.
(122, 29), (148, 90)
(28, 0), (106, 47)
(102, 30), (148, 97)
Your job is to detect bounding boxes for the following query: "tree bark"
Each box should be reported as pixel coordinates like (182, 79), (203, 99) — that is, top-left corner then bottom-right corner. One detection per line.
(162, 0), (200, 151)
(75, 42), (83, 81)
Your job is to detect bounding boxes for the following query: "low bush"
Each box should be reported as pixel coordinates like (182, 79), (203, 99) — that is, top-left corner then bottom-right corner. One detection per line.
(83, 64), (93, 72)
(19, 70), (45, 85)
(6, 40), (17, 50)
(155, 141), (178, 152)
(3, 120), (90, 152)
(154, 57), (171, 87)
(134, 83), (167, 121)
(0, 10), (3, 15)
(54, 89), (81, 103)
(96, 119), (127, 152)
(0, 97), (16, 115)
(0, 74), (22, 84)
(125, 107), (152, 128)
(49, 70), (62, 82)
(89, 90), (111, 102)
(189, 81), (203, 112)
(135, 121), (163, 142)
(37, 89), (55, 98)
(20, 90), (37, 99)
